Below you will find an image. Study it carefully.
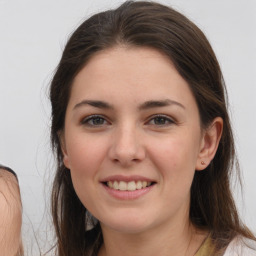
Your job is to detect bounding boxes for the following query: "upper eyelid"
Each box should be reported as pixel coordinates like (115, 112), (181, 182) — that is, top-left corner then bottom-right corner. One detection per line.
(80, 114), (109, 124)
(79, 113), (176, 124)
(146, 114), (175, 122)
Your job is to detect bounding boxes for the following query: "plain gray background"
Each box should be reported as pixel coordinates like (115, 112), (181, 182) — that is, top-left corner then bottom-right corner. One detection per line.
(0, 0), (255, 254)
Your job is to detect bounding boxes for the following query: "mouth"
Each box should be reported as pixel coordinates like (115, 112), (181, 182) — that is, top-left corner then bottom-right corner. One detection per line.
(100, 176), (156, 200)
(103, 180), (155, 191)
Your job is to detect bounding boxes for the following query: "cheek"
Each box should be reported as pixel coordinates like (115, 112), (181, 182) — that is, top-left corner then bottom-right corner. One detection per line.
(66, 133), (108, 173)
(65, 134), (110, 198)
(67, 139), (106, 207)
(148, 133), (200, 181)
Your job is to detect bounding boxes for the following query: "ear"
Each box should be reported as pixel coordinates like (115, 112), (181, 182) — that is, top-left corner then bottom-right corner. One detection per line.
(58, 130), (70, 169)
(196, 117), (223, 171)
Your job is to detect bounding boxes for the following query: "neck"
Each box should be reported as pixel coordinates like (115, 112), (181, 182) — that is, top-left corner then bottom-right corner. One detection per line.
(98, 218), (207, 256)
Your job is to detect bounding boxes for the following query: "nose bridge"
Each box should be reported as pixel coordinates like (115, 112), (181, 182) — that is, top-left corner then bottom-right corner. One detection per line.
(109, 121), (145, 165)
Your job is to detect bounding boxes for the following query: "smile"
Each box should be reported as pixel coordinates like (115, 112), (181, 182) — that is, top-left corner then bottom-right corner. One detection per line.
(101, 175), (156, 199)
(106, 181), (153, 191)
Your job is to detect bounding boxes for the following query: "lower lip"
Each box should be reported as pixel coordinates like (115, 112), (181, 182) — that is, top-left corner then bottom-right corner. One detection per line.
(102, 183), (155, 200)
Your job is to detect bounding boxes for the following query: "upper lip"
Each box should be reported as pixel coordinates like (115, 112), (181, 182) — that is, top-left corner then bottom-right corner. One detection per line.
(100, 175), (156, 183)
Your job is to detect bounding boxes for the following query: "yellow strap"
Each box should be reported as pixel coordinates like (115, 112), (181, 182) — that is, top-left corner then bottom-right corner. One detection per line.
(195, 236), (215, 256)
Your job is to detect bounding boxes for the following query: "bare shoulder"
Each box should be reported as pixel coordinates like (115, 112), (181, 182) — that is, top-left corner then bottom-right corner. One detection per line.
(0, 168), (21, 207)
(224, 236), (256, 256)
(0, 167), (22, 223)
(0, 168), (22, 256)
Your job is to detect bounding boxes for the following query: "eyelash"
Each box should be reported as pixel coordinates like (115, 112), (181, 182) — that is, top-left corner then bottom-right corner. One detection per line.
(81, 114), (175, 128)
(80, 115), (109, 127)
(146, 114), (175, 126)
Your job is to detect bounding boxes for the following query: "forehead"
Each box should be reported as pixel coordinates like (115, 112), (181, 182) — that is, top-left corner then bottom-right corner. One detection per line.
(68, 46), (197, 110)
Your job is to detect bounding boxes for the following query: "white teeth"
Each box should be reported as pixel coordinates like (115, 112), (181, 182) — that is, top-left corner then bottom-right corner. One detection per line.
(136, 181), (142, 189)
(106, 180), (153, 191)
(113, 181), (119, 190)
(119, 181), (127, 191)
(142, 181), (147, 188)
(107, 181), (113, 188)
(127, 181), (136, 191)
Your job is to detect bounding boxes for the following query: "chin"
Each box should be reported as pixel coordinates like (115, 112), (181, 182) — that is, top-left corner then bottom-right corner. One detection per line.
(103, 223), (150, 234)
(99, 213), (155, 234)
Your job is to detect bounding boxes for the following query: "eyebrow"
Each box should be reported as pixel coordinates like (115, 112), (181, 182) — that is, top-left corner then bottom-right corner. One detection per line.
(73, 99), (185, 111)
(73, 100), (113, 110)
(138, 99), (185, 110)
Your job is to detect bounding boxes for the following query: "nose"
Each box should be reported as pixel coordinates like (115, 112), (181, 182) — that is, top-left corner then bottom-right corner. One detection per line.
(108, 124), (146, 167)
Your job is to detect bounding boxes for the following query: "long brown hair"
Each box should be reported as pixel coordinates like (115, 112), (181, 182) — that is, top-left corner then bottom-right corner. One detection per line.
(49, 1), (255, 255)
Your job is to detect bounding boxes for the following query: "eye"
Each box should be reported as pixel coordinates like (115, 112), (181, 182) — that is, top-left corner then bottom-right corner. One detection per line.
(147, 115), (175, 126)
(81, 115), (109, 127)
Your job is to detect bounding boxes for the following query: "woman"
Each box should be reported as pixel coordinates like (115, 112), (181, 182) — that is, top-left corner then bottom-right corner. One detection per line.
(49, 1), (256, 255)
(0, 165), (23, 256)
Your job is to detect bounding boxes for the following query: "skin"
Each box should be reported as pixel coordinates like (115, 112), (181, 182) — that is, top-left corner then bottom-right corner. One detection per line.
(0, 169), (22, 256)
(61, 46), (223, 256)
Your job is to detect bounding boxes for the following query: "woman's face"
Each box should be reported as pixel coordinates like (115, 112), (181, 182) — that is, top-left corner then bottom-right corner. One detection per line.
(61, 46), (206, 234)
